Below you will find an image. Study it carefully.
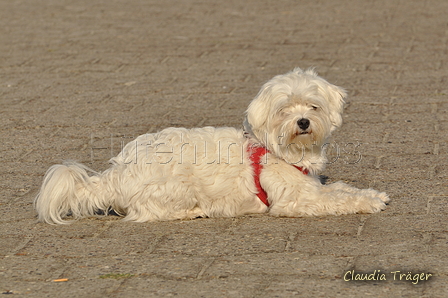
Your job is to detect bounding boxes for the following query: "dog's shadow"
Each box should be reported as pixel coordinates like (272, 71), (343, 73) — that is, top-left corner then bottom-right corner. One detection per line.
(319, 175), (329, 185)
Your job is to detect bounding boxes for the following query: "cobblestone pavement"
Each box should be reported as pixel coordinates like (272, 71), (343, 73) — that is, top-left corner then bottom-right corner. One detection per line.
(1, 0), (447, 297)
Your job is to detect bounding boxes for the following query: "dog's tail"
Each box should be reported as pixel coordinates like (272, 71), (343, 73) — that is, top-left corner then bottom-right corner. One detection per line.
(34, 161), (113, 224)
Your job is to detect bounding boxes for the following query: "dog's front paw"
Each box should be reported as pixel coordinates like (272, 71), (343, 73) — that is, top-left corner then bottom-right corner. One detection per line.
(360, 197), (387, 214)
(377, 192), (390, 204)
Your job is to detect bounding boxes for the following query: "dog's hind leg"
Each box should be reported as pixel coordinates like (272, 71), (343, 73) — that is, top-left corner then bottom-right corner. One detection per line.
(122, 201), (206, 222)
(117, 176), (205, 222)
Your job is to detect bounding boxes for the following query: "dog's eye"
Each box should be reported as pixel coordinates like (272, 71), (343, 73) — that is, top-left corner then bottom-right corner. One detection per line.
(311, 105), (318, 110)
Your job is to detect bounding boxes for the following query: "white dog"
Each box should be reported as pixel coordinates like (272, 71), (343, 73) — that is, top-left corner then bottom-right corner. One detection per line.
(35, 68), (389, 224)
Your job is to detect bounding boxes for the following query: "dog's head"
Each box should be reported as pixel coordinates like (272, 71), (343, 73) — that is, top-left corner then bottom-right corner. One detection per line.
(244, 68), (346, 162)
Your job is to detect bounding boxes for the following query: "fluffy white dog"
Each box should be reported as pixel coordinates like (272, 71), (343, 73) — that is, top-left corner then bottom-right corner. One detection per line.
(35, 68), (389, 224)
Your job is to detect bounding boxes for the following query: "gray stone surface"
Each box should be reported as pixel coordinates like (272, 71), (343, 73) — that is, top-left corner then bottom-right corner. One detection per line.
(0, 0), (447, 297)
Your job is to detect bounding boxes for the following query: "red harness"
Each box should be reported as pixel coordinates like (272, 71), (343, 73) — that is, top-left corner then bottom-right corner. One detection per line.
(248, 146), (309, 207)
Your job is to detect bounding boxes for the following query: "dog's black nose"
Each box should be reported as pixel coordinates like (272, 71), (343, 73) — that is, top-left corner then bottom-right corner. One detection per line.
(297, 118), (310, 130)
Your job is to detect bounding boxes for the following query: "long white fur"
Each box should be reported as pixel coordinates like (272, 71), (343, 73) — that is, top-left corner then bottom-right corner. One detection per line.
(34, 68), (389, 224)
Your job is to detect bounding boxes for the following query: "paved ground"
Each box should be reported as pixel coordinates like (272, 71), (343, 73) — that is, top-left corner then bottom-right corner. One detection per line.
(1, 0), (447, 297)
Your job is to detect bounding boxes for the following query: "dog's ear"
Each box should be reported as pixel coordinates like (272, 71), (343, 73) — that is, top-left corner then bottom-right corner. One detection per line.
(245, 84), (272, 136)
(327, 85), (346, 132)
